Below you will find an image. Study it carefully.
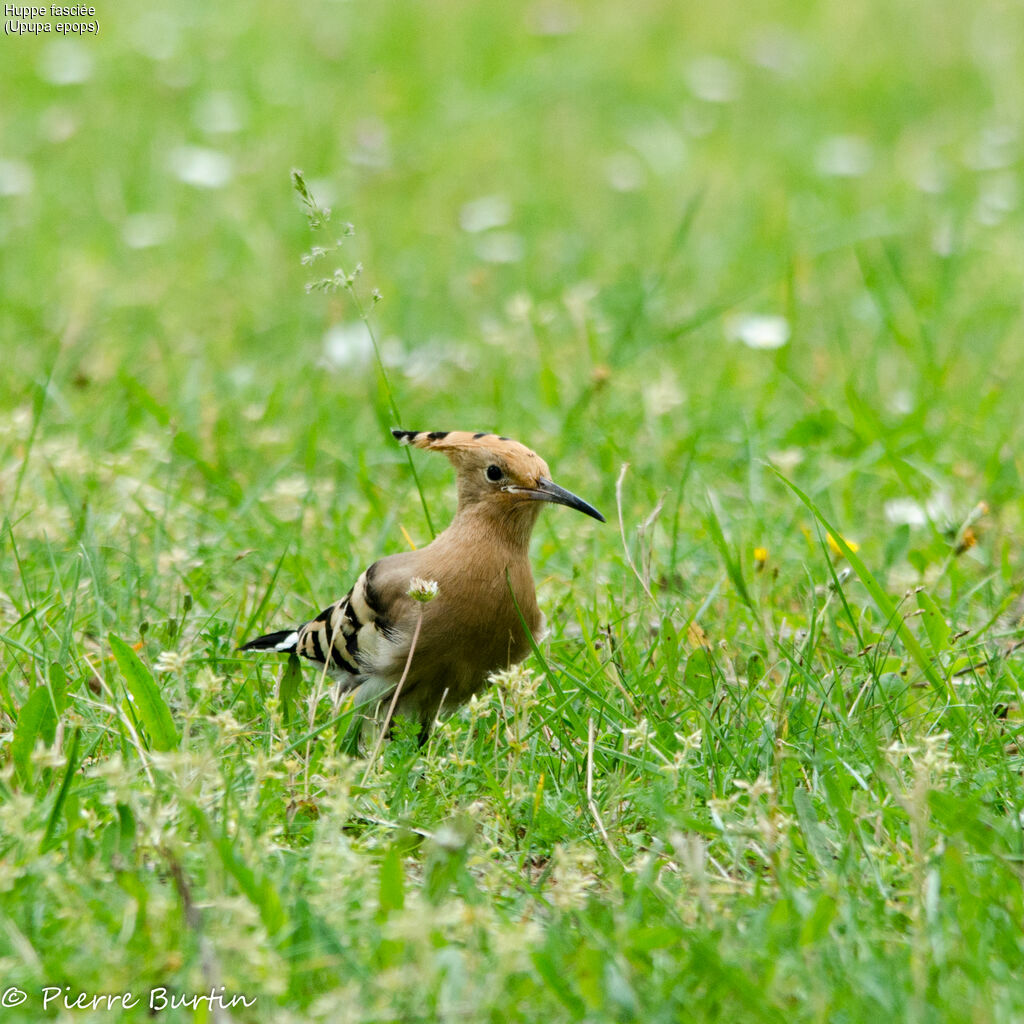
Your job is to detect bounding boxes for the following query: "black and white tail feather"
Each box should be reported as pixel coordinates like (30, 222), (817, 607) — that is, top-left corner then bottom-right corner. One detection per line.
(240, 628), (299, 653)
(240, 564), (398, 687)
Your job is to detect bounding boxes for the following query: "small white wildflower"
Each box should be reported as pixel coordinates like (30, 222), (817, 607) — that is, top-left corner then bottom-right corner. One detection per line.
(686, 55), (740, 103)
(123, 212), (174, 249)
(885, 740), (917, 758)
(208, 710), (245, 741)
(622, 718), (655, 752)
(749, 26), (805, 77)
(963, 125), (1018, 172)
(493, 663), (541, 702)
(0, 158), (34, 197)
(459, 194), (511, 233)
(491, 917), (544, 966)
(476, 231), (525, 264)
(626, 120), (687, 172)
(193, 666), (224, 696)
(320, 321), (374, 370)
(816, 134), (873, 178)
(727, 313), (790, 350)
(506, 293), (533, 322)
(0, 793), (39, 844)
(678, 728), (703, 751)
(30, 742), (69, 771)
(733, 775), (774, 799)
(155, 650), (188, 674)
(194, 90), (245, 135)
(658, 753), (687, 777)
(884, 498), (928, 527)
(604, 151), (646, 192)
(0, 405), (32, 441)
(300, 245), (330, 265)
(767, 448), (804, 473)
(38, 40), (94, 85)
(758, 811), (795, 846)
(255, 425), (287, 446)
(562, 280), (599, 321)
(922, 732), (957, 780)
(643, 374), (685, 416)
(976, 172), (1019, 226)
(261, 474), (309, 522)
(549, 844), (599, 909)
(272, 476), (308, 500)
(168, 145), (233, 189)
(432, 821), (469, 852)
(408, 577), (439, 603)
(464, 691), (495, 724)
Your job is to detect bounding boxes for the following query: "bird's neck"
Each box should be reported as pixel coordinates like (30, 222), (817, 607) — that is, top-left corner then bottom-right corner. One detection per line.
(449, 500), (540, 553)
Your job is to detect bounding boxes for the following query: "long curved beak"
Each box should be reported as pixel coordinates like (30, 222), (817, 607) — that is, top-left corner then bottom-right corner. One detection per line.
(510, 478), (605, 522)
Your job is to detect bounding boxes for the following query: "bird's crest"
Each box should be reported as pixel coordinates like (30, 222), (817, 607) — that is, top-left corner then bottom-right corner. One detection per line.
(392, 429), (514, 452)
(391, 429), (548, 483)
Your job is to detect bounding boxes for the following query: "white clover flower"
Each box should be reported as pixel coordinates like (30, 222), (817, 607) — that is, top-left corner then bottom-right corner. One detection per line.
(193, 666), (224, 696)
(30, 742), (69, 771)
(727, 312), (790, 350)
(733, 775), (774, 799)
(549, 844), (599, 909)
(155, 650), (188, 674)
(408, 577), (439, 603)
(168, 145), (233, 188)
(493, 663), (540, 702)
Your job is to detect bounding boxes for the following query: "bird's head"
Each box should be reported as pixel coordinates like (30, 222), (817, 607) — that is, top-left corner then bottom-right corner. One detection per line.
(392, 429), (605, 536)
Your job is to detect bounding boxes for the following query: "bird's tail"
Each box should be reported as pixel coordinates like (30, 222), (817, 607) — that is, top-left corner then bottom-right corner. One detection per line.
(239, 628), (300, 652)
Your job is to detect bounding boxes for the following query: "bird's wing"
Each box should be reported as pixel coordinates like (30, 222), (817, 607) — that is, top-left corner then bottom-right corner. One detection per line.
(294, 558), (412, 684)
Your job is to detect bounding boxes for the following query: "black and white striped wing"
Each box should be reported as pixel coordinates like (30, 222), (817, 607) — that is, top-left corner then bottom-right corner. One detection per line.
(294, 566), (397, 683)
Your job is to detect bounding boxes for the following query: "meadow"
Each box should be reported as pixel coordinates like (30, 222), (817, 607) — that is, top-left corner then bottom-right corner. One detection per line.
(2, 1), (1024, 1020)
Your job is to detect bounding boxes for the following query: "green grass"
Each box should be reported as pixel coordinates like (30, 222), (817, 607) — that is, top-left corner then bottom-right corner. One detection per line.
(3, 0), (1024, 1020)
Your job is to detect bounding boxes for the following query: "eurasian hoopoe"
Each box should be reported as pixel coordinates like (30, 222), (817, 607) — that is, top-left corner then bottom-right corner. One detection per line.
(240, 429), (604, 744)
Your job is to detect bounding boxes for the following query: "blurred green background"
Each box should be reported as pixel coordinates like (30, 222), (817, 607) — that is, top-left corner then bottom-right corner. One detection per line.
(3, 0), (1022, 586)
(5, 0), (1022, 473)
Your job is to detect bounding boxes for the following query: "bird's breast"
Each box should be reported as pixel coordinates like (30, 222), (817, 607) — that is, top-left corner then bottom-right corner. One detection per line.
(411, 556), (539, 678)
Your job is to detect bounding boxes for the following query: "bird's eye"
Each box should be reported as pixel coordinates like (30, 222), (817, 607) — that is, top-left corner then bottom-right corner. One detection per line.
(485, 464), (503, 482)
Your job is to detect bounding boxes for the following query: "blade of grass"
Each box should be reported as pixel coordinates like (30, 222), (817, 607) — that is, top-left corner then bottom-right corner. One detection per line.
(40, 726), (80, 853)
(240, 545), (291, 640)
(705, 492), (754, 611)
(12, 685), (59, 783)
(109, 633), (180, 751)
(772, 470), (954, 705)
(291, 168), (434, 537)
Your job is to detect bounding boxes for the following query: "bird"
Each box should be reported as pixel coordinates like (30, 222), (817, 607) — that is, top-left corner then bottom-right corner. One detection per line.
(240, 429), (604, 745)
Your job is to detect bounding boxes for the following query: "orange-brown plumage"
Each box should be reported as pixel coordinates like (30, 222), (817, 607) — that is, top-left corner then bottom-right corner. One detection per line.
(241, 428), (604, 744)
